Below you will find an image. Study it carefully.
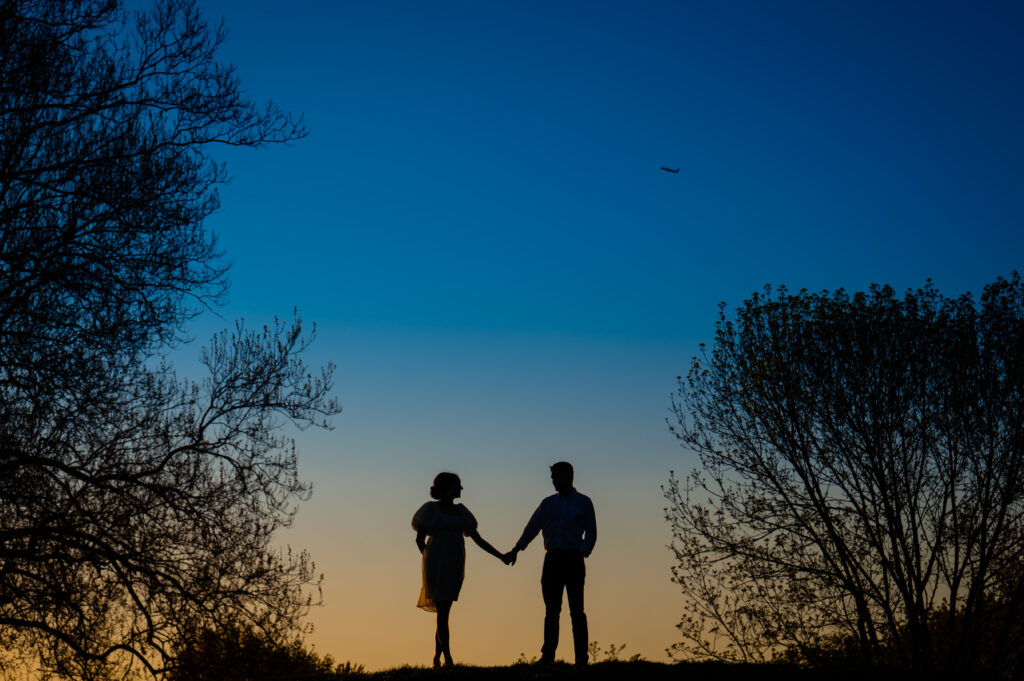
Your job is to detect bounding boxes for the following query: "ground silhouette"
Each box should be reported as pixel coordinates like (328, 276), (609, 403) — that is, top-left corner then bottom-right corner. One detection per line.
(342, 660), (975, 680)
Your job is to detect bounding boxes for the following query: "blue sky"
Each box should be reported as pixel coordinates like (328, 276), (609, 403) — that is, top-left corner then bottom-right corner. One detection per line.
(182, 0), (1024, 668)
(210, 0), (1023, 329)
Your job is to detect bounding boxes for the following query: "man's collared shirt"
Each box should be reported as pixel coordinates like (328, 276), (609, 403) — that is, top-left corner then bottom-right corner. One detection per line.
(515, 488), (596, 557)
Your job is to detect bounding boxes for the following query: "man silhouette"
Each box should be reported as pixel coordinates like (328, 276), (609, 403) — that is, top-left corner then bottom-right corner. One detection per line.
(504, 461), (597, 666)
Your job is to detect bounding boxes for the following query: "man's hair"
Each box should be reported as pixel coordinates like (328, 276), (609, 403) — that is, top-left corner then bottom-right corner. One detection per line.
(550, 461), (574, 479)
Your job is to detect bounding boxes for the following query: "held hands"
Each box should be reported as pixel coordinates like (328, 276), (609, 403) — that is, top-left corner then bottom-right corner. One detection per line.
(501, 548), (519, 566)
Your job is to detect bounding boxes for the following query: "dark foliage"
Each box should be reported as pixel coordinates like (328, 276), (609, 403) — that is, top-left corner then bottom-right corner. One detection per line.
(168, 621), (364, 681)
(777, 601), (1024, 675)
(0, 0), (335, 678)
(665, 275), (1024, 678)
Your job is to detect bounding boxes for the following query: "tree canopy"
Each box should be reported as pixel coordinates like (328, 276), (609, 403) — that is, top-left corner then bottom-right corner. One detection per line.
(665, 274), (1024, 676)
(1, 0), (336, 678)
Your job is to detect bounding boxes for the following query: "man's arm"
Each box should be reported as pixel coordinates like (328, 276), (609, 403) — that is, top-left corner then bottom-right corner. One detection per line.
(504, 501), (546, 565)
(515, 502), (546, 551)
(581, 496), (596, 557)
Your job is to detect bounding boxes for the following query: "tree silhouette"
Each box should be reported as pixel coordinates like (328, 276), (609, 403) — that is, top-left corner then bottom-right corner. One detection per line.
(0, 0), (337, 677)
(665, 275), (1024, 676)
(168, 619), (364, 681)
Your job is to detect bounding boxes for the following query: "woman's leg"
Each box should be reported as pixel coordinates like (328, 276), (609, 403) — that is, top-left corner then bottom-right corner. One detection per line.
(434, 600), (453, 666)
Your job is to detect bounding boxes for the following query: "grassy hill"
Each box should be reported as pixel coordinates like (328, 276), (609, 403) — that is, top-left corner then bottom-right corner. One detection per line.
(356, 661), (971, 680)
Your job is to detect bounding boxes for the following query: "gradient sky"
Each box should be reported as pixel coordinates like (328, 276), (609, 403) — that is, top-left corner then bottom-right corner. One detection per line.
(175, 0), (1024, 670)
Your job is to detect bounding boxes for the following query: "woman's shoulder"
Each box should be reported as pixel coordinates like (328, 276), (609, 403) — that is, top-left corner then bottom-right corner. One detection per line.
(412, 501), (439, 529)
(456, 503), (477, 526)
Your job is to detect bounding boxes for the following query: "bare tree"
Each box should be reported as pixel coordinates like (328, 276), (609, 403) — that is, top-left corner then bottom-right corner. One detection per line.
(665, 275), (1024, 677)
(1, 1), (338, 678)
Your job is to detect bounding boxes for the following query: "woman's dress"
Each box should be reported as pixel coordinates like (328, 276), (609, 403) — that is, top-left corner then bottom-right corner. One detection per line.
(411, 501), (477, 612)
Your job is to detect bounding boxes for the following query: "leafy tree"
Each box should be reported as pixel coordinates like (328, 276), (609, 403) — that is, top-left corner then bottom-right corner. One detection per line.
(0, 0), (337, 677)
(665, 275), (1024, 677)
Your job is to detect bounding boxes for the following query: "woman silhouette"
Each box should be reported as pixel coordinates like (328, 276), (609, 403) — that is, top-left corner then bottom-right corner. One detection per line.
(412, 472), (505, 667)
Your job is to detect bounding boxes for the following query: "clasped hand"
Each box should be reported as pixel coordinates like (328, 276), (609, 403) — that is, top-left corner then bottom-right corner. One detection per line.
(500, 548), (518, 566)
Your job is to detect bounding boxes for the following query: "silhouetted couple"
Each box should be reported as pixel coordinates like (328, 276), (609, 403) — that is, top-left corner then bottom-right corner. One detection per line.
(411, 461), (597, 668)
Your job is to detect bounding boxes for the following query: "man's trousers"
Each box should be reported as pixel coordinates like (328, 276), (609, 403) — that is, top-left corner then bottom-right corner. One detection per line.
(540, 549), (588, 664)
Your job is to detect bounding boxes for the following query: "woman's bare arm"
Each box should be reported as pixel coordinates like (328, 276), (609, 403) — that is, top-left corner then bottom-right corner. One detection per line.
(416, 528), (428, 554)
(469, 530), (504, 560)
